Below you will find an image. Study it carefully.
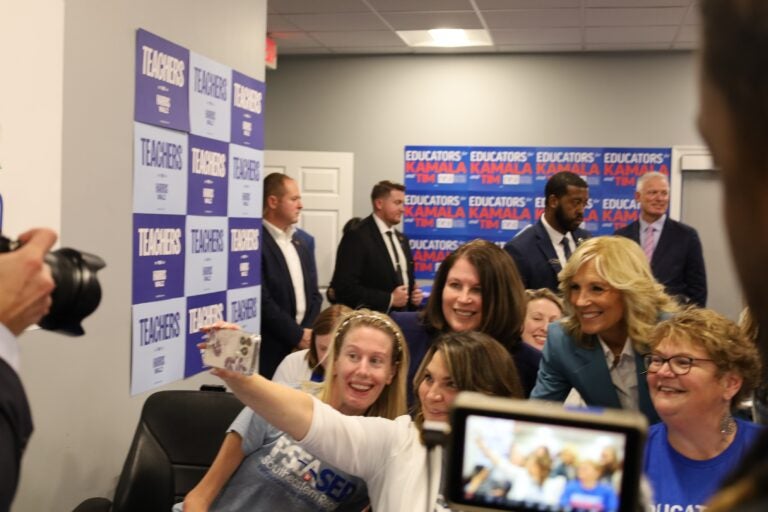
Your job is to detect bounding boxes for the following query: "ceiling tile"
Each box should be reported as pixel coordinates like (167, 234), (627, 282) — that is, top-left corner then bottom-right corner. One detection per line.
(278, 47), (333, 55)
(496, 43), (583, 52)
(676, 24), (699, 43)
(484, 9), (581, 28)
(310, 30), (406, 47)
(683, 4), (700, 24)
(477, 0), (580, 8)
(331, 46), (413, 54)
(586, 25), (678, 43)
(267, 14), (300, 32)
(586, 7), (686, 26)
(587, 0), (690, 6)
(269, 31), (324, 48)
(381, 11), (482, 30)
(492, 27), (582, 45)
(285, 13), (389, 31)
(268, 0), (370, 14)
(585, 42), (672, 50)
(367, 0), (474, 12)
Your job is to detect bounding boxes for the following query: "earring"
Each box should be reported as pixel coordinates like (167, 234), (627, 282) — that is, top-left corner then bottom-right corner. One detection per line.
(719, 412), (736, 436)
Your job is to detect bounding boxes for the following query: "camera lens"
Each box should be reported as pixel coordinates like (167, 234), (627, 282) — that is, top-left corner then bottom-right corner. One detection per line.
(38, 248), (106, 336)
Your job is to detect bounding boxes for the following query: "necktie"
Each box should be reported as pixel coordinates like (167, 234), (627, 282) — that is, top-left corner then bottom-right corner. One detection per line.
(643, 225), (655, 261)
(385, 231), (405, 286)
(561, 236), (572, 261)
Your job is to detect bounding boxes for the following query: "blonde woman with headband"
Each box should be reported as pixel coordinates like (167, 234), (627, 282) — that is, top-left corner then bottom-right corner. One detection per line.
(211, 330), (523, 512)
(178, 309), (409, 512)
(531, 236), (679, 424)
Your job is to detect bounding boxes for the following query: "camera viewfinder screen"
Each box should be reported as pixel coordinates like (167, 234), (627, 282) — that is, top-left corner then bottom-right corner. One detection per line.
(462, 415), (627, 512)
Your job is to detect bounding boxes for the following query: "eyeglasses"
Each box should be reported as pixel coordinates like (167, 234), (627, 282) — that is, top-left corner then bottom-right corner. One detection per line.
(642, 354), (715, 376)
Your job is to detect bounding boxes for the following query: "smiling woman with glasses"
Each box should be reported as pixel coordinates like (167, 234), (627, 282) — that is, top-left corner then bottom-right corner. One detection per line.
(642, 307), (763, 511)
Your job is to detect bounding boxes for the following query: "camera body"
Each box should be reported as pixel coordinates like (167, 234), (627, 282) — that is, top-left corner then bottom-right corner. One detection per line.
(445, 393), (648, 512)
(0, 235), (106, 336)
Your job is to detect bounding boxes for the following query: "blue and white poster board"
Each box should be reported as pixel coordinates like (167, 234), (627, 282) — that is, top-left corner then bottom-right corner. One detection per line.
(131, 29), (264, 395)
(405, 145), (671, 280)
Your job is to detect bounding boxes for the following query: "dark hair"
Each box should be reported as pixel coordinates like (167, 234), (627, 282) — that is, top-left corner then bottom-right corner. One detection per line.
(412, 331), (523, 430)
(370, 180), (405, 205)
(263, 173), (292, 205)
(421, 239), (526, 349)
(701, 0), (768, 177)
(342, 217), (363, 234)
(306, 305), (352, 371)
(544, 171), (588, 202)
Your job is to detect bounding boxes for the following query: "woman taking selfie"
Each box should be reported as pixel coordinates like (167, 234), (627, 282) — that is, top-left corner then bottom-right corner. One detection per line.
(212, 330), (523, 512)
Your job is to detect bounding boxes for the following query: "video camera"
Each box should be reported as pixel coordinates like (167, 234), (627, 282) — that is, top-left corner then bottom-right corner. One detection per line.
(0, 235), (105, 336)
(443, 393), (648, 512)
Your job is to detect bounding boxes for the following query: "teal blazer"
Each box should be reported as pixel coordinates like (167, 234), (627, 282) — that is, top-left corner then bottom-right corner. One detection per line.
(531, 320), (660, 425)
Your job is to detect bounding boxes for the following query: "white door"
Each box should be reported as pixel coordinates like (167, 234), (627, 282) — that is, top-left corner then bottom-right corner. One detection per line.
(264, 150), (354, 305)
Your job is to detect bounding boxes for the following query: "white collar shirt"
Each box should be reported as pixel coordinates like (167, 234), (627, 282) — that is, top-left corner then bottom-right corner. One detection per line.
(263, 219), (306, 324)
(598, 337), (639, 411)
(373, 214), (409, 291)
(541, 214), (576, 267)
(0, 323), (19, 374)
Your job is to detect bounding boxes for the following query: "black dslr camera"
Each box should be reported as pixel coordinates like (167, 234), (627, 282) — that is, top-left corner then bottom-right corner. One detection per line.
(0, 235), (106, 336)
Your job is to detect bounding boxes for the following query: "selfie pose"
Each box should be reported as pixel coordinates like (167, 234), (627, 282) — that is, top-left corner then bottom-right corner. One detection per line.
(212, 331), (522, 512)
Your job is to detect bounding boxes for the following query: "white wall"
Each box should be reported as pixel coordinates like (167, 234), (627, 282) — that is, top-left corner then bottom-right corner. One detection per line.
(263, 52), (702, 217)
(0, 0), (63, 237)
(14, 1), (266, 510)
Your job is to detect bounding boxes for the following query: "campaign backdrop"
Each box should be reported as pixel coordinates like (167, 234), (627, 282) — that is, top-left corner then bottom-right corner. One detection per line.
(131, 29), (264, 394)
(405, 145), (671, 280)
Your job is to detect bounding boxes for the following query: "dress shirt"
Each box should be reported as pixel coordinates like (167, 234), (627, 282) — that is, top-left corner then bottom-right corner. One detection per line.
(0, 323), (19, 374)
(373, 214), (409, 291)
(541, 215), (576, 268)
(599, 337), (639, 411)
(639, 214), (666, 257)
(263, 220), (306, 324)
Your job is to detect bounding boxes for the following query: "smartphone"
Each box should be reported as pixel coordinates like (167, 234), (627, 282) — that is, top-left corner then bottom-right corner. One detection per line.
(201, 329), (260, 375)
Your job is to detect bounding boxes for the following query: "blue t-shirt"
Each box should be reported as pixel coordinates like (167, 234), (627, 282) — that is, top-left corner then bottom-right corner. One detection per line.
(643, 418), (763, 511)
(560, 479), (618, 511)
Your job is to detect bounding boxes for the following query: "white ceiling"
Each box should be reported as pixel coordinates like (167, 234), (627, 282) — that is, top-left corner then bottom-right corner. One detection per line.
(267, 0), (700, 55)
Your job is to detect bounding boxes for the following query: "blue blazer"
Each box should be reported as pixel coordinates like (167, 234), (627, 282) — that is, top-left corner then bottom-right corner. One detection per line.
(531, 321), (660, 425)
(504, 219), (591, 292)
(260, 227), (323, 379)
(614, 218), (707, 307)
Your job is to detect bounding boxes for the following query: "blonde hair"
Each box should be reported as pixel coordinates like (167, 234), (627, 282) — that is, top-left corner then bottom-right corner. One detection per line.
(319, 309), (409, 419)
(558, 236), (678, 350)
(649, 307), (762, 408)
(525, 288), (564, 313)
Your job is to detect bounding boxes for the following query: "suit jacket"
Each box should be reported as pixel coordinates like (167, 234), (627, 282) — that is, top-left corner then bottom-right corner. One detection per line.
(504, 219), (591, 292)
(331, 215), (417, 312)
(260, 227), (323, 379)
(531, 321), (660, 425)
(615, 218), (707, 306)
(0, 359), (33, 511)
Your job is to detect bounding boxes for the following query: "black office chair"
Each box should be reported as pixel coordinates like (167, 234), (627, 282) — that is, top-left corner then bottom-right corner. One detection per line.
(73, 388), (243, 512)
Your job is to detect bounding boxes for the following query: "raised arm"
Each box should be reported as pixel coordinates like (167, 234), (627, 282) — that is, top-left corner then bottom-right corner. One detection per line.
(213, 369), (314, 441)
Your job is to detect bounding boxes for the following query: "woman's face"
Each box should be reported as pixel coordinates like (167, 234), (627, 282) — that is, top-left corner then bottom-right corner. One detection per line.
(330, 325), (395, 416)
(648, 336), (741, 426)
(521, 298), (562, 350)
(314, 333), (332, 369)
(418, 350), (459, 423)
(441, 257), (483, 332)
(569, 259), (626, 345)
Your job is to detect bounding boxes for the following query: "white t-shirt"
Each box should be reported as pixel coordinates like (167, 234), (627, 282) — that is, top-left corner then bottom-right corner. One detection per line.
(271, 349), (313, 386)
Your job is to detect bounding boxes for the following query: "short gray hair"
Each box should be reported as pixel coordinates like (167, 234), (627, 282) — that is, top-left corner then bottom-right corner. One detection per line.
(636, 171), (669, 192)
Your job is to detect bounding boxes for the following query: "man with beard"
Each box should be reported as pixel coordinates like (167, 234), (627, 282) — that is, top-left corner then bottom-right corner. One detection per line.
(504, 171), (591, 292)
(615, 171), (707, 306)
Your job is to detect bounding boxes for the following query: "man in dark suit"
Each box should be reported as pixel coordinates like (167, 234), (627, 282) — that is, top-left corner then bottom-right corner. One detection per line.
(260, 173), (322, 378)
(0, 228), (57, 510)
(331, 180), (423, 312)
(614, 171), (707, 306)
(504, 171), (591, 292)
